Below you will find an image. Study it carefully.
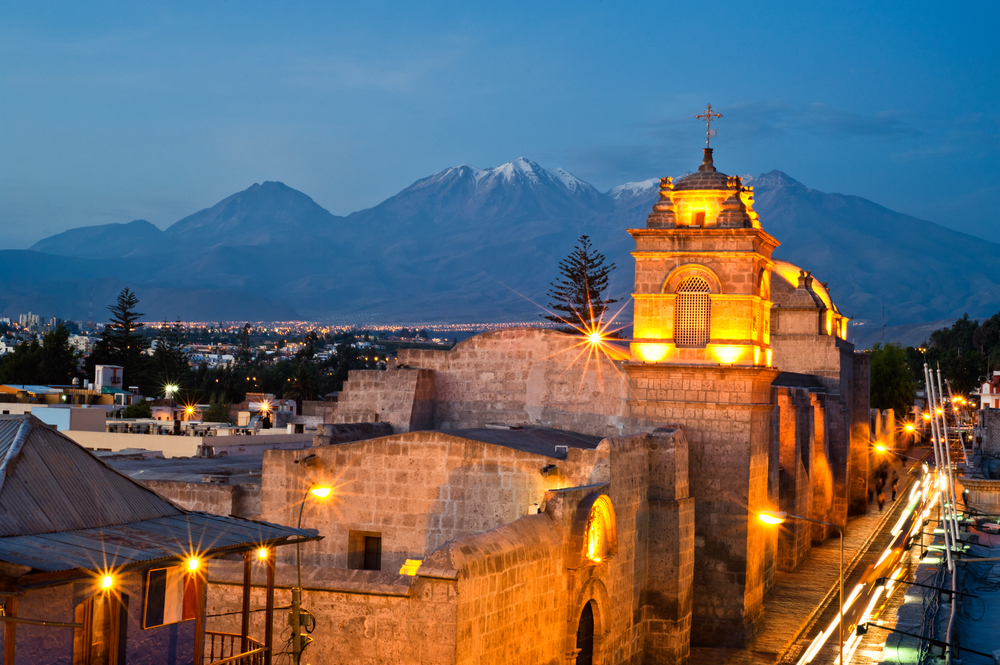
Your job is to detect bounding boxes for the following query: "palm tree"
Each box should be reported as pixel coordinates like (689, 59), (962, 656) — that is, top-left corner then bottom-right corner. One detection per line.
(283, 365), (319, 414)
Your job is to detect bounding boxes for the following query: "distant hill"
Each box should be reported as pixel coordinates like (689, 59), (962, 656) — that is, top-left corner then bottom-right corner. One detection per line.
(29, 220), (164, 259)
(8, 156), (1000, 325)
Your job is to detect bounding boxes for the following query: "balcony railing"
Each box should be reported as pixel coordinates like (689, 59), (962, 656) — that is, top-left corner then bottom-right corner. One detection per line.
(205, 631), (266, 665)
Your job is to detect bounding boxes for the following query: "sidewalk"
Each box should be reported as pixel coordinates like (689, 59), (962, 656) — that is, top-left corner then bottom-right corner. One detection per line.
(689, 456), (916, 665)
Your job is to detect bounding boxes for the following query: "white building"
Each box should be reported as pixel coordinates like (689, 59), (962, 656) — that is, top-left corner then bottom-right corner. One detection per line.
(69, 334), (99, 355)
(978, 370), (1000, 409)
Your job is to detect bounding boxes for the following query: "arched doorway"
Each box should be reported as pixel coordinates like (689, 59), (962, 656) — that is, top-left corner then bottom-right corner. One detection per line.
(575, 600), (595, 665)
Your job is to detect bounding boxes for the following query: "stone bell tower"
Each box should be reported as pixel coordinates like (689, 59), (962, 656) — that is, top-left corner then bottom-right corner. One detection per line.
(624, 146), (780, 646)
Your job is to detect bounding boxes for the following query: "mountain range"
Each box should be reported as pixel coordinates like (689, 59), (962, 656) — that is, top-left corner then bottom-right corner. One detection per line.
(6, 156), (1000, 333)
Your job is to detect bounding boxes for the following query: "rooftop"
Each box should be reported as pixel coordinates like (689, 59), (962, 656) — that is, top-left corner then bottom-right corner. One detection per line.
(443, 425), (602, 459)
(673, 148), (731, 191)
(0, 415), (313, 584)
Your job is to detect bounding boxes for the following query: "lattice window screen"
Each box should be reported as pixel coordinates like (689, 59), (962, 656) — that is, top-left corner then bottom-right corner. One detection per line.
(674, 277), (711, 347)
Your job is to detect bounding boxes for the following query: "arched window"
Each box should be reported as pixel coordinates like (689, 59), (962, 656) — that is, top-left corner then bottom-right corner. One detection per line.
(674, 277), (711, 347)
(585, 495), (617, 563)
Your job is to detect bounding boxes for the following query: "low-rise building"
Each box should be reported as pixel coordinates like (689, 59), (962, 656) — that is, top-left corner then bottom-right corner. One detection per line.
(0, 414), (316, 664)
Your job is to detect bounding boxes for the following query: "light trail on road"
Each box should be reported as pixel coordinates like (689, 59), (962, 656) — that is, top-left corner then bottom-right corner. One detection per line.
(793, 458), (936, 665)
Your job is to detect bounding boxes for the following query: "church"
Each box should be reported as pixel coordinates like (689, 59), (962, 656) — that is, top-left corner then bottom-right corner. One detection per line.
(204, 140), (873, 665)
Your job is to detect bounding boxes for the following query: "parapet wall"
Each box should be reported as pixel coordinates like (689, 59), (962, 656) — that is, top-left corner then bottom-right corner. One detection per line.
(207, 560), (457, 665)
(140, 480), (261, 518)
(397, 329), (632, 438)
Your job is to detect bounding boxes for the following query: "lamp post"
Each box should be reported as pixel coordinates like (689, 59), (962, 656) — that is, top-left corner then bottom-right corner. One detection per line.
(760, 511), (844, 665)
(291, 485), (331, 665)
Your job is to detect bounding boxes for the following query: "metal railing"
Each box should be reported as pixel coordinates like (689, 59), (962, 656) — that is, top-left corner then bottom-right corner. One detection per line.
(205, 631), (266, 665)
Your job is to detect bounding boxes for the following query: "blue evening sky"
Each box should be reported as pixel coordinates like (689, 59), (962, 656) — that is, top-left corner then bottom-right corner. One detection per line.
(1, 1), (997, 247)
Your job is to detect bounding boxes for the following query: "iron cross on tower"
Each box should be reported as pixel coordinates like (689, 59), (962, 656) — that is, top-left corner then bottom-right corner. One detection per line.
(695, 104), (722, 148)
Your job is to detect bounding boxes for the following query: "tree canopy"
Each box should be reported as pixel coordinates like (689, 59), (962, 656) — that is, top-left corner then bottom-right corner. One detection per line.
(870, 342), (917, 416)
(0, 325), (80, 385)
(544, 235), (619, 336)
(904, 312), (1000, 395)
(88, 288), (149, 391)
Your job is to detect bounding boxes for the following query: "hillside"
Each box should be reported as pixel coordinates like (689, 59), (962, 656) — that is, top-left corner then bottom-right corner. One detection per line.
(9, 156), (1000, 325)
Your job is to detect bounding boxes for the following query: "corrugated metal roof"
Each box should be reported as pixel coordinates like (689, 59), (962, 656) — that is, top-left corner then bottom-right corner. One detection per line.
(0, 415), (181, 537)
(0, 512), (316, 575)
(0, 415), (318, 583)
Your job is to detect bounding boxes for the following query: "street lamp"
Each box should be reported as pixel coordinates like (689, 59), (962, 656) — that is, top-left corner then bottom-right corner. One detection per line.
(760, 511), (844, 665)
(291, 484), (332, 665)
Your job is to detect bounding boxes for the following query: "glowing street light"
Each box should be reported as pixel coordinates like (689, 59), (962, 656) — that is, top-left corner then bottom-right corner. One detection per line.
(759, 510), (844, 665)
(875, 444), (888, 453)
(904, 423), (915, 432)
(257, 547), (269, 561)
(758, 510), (786, 525)
(101, 575), (114, 590)
(291, 484), (332, 664)
(187, 557), (201, 572)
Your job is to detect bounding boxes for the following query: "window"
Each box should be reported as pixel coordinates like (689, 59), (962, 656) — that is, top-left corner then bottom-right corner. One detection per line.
(364, 536), (382, 570)
(348, 531), (382, 571)
(674, 277), (711, 347)
(584, 495), (617, 563)
(73, 593), (128, 665)
(142, 566), (197, 628)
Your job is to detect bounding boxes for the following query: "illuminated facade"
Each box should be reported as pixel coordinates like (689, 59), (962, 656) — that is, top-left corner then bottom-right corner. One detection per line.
(630, 148), (778, 368)
(233, 145), (876, 662)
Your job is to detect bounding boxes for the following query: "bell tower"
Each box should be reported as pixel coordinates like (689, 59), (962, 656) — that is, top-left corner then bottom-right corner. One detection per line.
(629, 147), (777, 367)
(624, 142), (780, 647)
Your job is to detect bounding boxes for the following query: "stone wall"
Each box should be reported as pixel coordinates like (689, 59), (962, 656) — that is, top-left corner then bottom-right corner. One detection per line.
(261, 431), (608, 573)
(396, 329), (631, 438)
(207, 561), (457, 665)
(311, 421), (393, 447)
(773, 387), (812, 571)
(426, 515), (565, 665)
(961, 477), (1000, 513)
(623, 363), (777, 647)
(302, 400), (337, 420)
(208, 429), (693, 665)
(849, 352), (871, 515)
(331, 367), (437, 432)
(140, 479), (260, 518)
(979, 409), (1000, 455)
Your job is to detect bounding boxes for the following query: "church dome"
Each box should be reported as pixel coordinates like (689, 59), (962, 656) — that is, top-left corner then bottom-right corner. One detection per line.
(673, 148), (731, 191)
(771, 260), (838, 312)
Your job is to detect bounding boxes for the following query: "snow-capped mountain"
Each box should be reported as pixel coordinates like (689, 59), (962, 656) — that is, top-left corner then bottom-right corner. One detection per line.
(608, 178), (658, 200)
(13, 159), (1000, 327)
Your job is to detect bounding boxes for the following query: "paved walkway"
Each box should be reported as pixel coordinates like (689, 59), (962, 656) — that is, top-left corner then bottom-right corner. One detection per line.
(690, 453), (920, 665)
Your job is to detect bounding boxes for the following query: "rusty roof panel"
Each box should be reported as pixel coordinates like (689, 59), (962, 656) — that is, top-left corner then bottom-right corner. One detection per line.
(0, 416), (181, 537)
(0, 513), (317, 575)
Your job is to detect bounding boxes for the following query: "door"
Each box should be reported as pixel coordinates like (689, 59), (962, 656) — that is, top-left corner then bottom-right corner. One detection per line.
(73, 593), (127, 665)
(575, 601), (594, 665)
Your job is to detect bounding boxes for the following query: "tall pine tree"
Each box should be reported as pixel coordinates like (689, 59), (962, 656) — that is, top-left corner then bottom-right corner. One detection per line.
(104, 288), (148, 390)
(544, 236), (619, 335)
